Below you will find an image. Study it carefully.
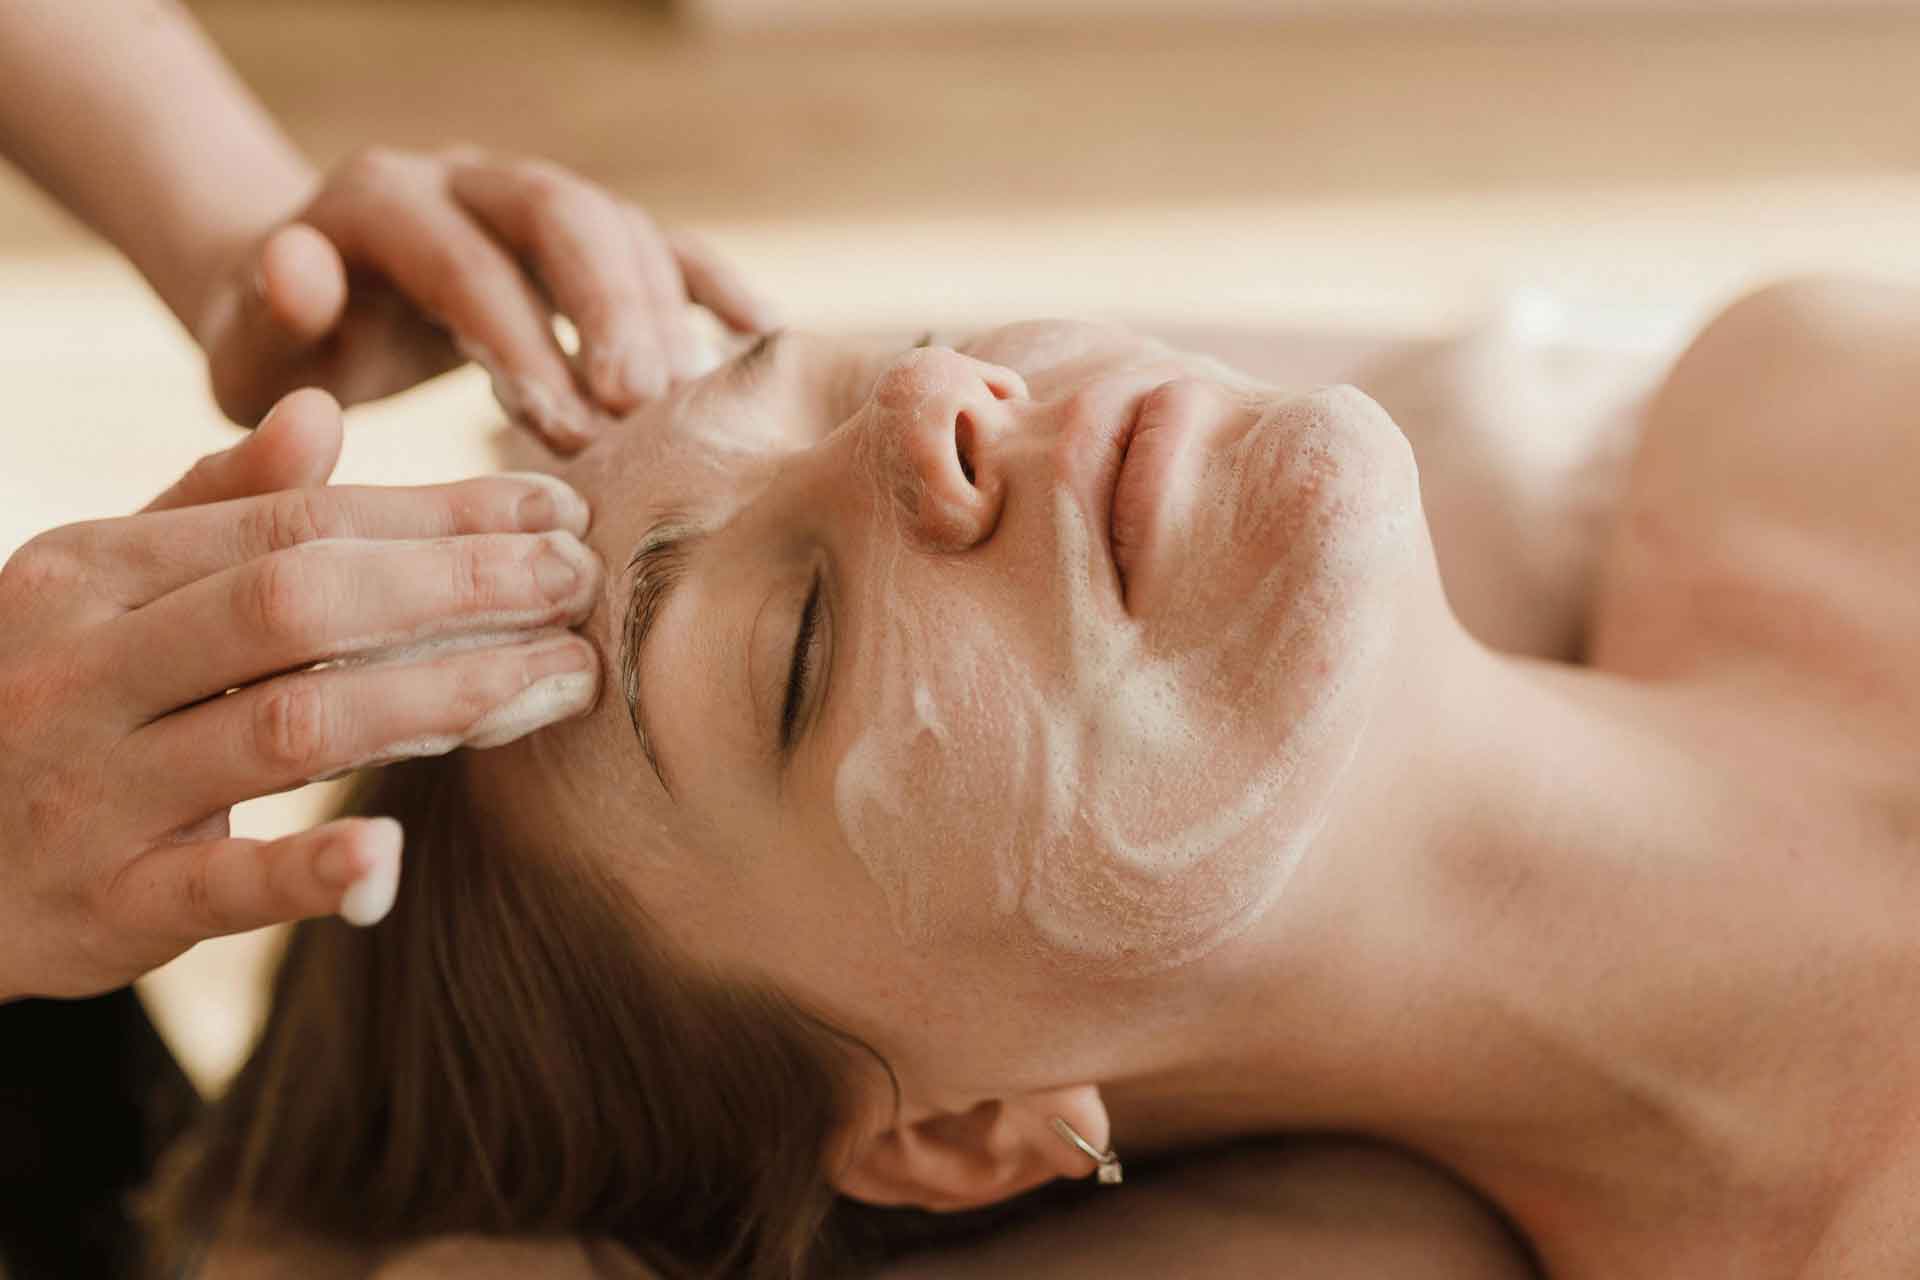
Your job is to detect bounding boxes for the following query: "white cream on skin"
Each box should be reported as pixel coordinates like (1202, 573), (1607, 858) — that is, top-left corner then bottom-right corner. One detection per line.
(338, 817), (404, 927)
(308, 632), (598, 782)
(833, 380), (1419, 974)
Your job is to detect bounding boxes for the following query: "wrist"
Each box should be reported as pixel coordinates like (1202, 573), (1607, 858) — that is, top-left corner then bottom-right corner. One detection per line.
(154, 157), (317, 349)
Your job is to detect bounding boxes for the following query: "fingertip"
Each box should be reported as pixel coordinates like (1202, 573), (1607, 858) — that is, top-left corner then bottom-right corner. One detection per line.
(259, 222), (349, 344)
(581, 331), (644, 413)
(338, 817), (404, 927)
(495, 370), (600, 454)
(710, 290), (780, 336)
(619, 336), (669, 403)
(500, 471), (593, 535)
(250, 387), (345, 487)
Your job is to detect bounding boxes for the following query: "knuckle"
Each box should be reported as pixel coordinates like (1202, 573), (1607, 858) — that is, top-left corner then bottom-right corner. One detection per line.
(180, 856), (219, 932)
(22, 759), (96, 851)
(243, 553), (326, 646)
(454, 538), (517, 614)
(342, 144), (408, 188)
(450, 661), (511, 726)
(1, 530), (81, 600)
(252, 681), (335, 774)
(246, 489), (334, 552)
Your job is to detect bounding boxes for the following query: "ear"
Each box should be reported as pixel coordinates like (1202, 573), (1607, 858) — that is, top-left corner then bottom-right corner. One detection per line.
(831, 1084), (1111, 1213)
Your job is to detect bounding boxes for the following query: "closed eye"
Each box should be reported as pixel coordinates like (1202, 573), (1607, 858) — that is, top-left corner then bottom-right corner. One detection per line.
(780, 573), (825, 752)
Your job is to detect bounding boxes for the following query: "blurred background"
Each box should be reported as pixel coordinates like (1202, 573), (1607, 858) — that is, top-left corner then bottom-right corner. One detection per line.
(3, 0), (1919, 1090)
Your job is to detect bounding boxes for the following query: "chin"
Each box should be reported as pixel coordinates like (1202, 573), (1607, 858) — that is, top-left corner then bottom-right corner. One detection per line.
(1019, 387), (1420, 976)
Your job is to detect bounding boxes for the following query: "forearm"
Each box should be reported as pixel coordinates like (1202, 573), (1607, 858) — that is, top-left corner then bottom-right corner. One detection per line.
(0, 0), (314, 336)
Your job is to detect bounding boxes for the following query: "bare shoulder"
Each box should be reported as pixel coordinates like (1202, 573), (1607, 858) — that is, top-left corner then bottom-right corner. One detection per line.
(1627, 277), (1920, 531)
(1590, 276), (1920, 692)
(876, 1140), (1534, 1280)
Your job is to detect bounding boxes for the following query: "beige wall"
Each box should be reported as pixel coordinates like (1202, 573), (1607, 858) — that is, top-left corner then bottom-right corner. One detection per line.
(685, 0), (1920, 30)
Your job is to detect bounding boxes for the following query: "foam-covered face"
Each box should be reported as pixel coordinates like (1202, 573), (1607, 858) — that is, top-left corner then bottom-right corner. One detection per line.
(479, 320), (1426, 1078)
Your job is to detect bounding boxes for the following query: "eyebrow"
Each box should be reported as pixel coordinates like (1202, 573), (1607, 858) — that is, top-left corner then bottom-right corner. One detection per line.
(614, 331), (794, 796)
(618, 516), (705, 797)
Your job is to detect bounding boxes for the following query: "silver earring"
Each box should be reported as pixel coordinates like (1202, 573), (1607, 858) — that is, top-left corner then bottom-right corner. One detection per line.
(1050, 1115), (1123, 1185)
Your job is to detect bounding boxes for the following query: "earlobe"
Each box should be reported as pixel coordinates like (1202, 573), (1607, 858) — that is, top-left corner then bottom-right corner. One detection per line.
(830, 1085), (1112, 1213)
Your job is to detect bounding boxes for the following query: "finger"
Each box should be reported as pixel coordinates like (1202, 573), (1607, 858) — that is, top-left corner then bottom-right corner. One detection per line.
(623, 204), (697, 388)
(203, 227), (355, 425)
(114, 817), (405, 948)
(312, 166), (598, 450)
(140, 389), (344, 514)
(95, 471), (590, 608)
(126, 631), (599, 830)
(260, 222), (352, 342)
(448, 161), (669, 410)
(109, 530), (601, 715)
(668, 226), (778, 335)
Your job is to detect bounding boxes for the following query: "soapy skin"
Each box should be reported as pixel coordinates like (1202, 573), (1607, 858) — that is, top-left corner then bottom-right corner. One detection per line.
(479, 319), (1426, 1032)
(832, 372), (1418, 971)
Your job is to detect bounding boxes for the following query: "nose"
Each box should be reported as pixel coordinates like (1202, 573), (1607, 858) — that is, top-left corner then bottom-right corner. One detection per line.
(862, 347), (1027, 552)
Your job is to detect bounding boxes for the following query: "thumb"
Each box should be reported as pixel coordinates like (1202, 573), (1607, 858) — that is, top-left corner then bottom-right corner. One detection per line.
(141, 388), (345, 513)
(204, 223), (351, 425)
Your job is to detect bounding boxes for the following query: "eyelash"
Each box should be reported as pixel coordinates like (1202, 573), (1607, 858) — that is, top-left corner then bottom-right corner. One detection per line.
(779, 573), (825, 751)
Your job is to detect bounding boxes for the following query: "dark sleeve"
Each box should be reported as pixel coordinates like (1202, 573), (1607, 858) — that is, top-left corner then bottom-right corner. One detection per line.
(0, 987), (201, 1279)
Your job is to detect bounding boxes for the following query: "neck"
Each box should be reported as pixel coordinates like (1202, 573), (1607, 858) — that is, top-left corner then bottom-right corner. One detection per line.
(1105, 639), (1899, 1272)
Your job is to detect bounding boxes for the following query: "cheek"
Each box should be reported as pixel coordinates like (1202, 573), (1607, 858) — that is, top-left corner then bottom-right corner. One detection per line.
(830, 567), (1036, 944)
(824, 410), (1417, 978)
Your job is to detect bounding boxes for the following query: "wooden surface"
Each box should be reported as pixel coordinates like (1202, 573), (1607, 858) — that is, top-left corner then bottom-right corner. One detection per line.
(2, 1), (1918, 1090)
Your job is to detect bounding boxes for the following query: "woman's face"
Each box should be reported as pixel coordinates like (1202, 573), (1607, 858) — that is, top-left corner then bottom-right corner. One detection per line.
(478, 320), (1428, 1088)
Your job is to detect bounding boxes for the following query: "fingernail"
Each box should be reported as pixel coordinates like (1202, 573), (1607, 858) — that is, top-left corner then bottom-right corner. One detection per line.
(465, 640), (598, 750)
(533, 531), (595, 602)
(339, 818), (403, 927)
(505, 472), (592, 536)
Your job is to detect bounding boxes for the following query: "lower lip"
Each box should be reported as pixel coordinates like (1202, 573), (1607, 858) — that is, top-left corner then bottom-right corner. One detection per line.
(1110, 380), (1203, 611)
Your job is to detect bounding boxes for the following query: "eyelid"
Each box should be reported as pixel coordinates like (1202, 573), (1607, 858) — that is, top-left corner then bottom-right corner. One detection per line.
(779, 571), (825, 753)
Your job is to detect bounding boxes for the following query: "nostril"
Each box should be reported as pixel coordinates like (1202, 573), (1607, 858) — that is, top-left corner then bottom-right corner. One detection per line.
(955, 411), (978, 487)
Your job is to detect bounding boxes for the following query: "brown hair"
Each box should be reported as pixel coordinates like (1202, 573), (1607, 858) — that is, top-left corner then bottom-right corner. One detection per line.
(146, 751), (873, 1279)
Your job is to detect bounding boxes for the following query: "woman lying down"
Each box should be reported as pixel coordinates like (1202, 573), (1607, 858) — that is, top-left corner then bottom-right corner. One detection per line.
(151, 278), (1920, 1279)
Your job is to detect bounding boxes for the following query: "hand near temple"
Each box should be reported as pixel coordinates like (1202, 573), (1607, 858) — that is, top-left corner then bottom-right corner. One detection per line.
(0, 391), (603, 1001)
(197, 147), (776, 451)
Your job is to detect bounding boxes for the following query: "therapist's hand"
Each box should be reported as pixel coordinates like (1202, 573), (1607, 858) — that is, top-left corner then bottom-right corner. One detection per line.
(0, 390), (604, 1001)
(196, 147), (774, 452)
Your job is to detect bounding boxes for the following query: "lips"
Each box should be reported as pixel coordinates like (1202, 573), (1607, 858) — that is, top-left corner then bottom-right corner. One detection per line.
(1108, 379), (1201, 612)
(1053, 373), (1211, 614)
